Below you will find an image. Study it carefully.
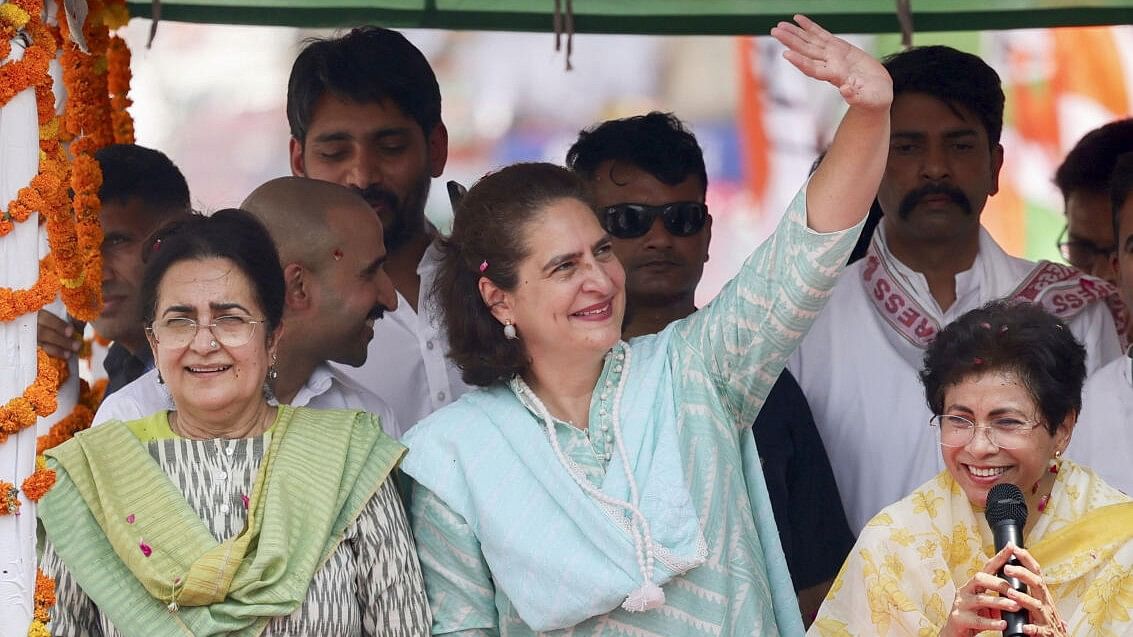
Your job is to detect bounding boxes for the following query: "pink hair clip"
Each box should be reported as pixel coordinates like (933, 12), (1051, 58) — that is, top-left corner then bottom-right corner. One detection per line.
(479, 260), (489, 273)
(973, 356), (985, 366)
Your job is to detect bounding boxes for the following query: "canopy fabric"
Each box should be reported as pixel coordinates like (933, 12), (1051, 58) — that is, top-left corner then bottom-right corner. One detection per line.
(125, 0), (1133, 33)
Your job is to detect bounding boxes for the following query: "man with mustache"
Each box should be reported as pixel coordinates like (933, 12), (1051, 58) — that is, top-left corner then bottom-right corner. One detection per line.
(567, 112), (854, 626)
(37, 144), (191, 397)
(787, 45), (1124, 533)
(284, 27), (470, 431)
(94, 178), (403, 436)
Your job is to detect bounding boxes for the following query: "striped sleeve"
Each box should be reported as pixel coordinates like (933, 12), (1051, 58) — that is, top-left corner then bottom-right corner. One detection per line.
(675, 182), (863, 426)
(408, 480), (500, 636)
(41, 538), (105, 637)
(357, 478), (433, 636)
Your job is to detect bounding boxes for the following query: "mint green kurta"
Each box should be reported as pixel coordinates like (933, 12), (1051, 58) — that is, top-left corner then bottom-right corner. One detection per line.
(402, 184), (863, 636)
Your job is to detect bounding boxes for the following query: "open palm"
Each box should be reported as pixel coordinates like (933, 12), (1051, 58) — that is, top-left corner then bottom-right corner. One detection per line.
(771, 14), (892, 111)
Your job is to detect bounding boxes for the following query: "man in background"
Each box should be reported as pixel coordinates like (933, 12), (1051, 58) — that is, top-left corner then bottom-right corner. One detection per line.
(38, 144), (191, 397)
(1053, 118), (1133, 286)
(1069, 152), (1133, 495)
(286, 26), (469, 431)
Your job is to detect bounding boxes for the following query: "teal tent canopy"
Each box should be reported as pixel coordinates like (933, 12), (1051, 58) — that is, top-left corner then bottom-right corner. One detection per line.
(124, 1), (1133, 33)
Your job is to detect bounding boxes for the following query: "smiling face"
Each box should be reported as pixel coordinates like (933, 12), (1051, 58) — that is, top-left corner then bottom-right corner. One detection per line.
(148, 258), (280, 419)
(939, 370), (1072, 511)
(492, 197), (626, 367)
(587, 160), (710, 307)
(878, 93), (1003, 245)
(307, 201), (398, 366)
(290, 95), (446, 253)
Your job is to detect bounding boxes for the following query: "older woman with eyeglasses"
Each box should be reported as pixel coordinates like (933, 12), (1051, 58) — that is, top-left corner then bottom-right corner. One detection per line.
(38, 210), (430, 636)
(810, 300), (1133, 636)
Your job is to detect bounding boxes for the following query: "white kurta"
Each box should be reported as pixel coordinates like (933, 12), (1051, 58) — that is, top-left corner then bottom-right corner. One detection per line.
(333, 242), (471, 430)
(788, 227), (1122, 533)
(92, 363), (402, 437)
(1068, 354), (1133, 496)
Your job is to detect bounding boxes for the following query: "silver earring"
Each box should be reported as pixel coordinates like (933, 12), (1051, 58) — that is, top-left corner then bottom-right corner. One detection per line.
(209, 339), (219, 349)
(503, 320), (517, 340)
(268, 352), (279, 380)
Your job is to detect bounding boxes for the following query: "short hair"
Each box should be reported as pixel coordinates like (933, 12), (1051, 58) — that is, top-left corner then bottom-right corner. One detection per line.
(1055, 118), (1133, 203)
(94, 143), (190, 213)
(287, 26), (442, 145)
(920, 300), (1086, 434)
(433, 163), (593, 387)
(139, 209), (285, 337)
(565, 111), (707, 193)
(883, 46), (1005, 147)
(1109, 152), (1133, 241)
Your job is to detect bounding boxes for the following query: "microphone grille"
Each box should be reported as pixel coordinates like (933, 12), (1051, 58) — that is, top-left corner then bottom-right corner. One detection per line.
(984, 483), (1028, 528)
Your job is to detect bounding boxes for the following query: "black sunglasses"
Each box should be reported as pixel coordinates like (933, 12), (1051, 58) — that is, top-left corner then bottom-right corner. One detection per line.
(599, 202), (709, 239)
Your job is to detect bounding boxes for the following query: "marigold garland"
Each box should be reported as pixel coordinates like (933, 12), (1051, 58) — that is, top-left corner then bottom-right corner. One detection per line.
(0, 255), (60, 322)
(0, 480), (18, 515)
(0, 349), (61, 444)
(28, 568), (56, 635)
(20, 456), (54, 501)
(36, 379), (99, 454)
(106, 34), (133, 143)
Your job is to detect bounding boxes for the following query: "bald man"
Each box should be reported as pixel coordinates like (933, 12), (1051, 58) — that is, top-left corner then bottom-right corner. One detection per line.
(93, 177), (404, 437)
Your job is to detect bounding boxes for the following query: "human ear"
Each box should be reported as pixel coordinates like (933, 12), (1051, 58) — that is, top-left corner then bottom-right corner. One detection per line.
(289, 137), (306, 177)
(283, 263), (311, 311)
(427, 123), (449, 178)
(478, 276), (512, 324)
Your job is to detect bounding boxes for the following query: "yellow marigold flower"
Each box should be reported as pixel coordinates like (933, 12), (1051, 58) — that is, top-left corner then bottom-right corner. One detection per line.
(0, 3), (30, 29)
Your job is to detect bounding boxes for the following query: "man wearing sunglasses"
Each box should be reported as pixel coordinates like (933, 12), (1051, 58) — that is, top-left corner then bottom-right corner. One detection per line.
(1053, 118), (1133, 288)
(567, 111), (855, 626)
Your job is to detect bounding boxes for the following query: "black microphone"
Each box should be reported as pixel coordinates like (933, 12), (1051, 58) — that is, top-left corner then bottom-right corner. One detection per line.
(984, 483), (1029, 637)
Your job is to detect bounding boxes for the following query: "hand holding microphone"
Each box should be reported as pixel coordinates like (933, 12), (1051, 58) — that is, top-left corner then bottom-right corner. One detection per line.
(939, 484), (1068, 637)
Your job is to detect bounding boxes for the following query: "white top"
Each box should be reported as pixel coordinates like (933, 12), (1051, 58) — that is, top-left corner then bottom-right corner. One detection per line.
(333, 241), (471, 431)
(92, 363), (403, 438)
(788, 227), (1122, 533)
(1068, 354), (1133, 496)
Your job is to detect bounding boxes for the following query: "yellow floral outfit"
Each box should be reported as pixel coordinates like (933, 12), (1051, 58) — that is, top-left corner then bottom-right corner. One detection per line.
(811, 460), (1133, 636)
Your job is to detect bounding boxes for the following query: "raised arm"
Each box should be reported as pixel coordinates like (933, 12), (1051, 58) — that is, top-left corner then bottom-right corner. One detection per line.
(771, 14), (892, 233)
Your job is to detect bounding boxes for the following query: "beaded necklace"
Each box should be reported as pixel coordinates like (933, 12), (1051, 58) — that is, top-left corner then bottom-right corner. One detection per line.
(513, 341), (666, 613)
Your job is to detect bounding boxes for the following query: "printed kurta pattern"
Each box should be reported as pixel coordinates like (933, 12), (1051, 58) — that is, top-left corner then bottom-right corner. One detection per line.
(406, 184), (864, 636)
(42, 433), (431, 636)
(811, 461), (1133, 636)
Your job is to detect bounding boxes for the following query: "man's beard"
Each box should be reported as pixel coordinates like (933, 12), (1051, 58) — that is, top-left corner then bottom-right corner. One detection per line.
(897, 183), (973, 219)
(355, 173), (432, 253)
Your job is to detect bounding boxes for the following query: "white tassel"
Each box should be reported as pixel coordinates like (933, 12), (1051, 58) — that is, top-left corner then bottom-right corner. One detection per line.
(621, 582), (666, 612)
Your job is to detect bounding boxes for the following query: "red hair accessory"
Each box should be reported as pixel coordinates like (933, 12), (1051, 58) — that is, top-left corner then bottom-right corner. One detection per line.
(972, 357), (985, 366)
(479, 260), (489, 273)
(332, 248), (343, 261)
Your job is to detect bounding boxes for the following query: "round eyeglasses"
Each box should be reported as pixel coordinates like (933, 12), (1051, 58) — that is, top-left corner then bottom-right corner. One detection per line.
(146, 316), (265, 349)
(928, 414), (1044, 450)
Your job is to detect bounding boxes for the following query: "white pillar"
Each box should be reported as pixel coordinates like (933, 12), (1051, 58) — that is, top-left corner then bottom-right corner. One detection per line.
(0, 34), (44, 634)
(0, 12), (78, 629)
